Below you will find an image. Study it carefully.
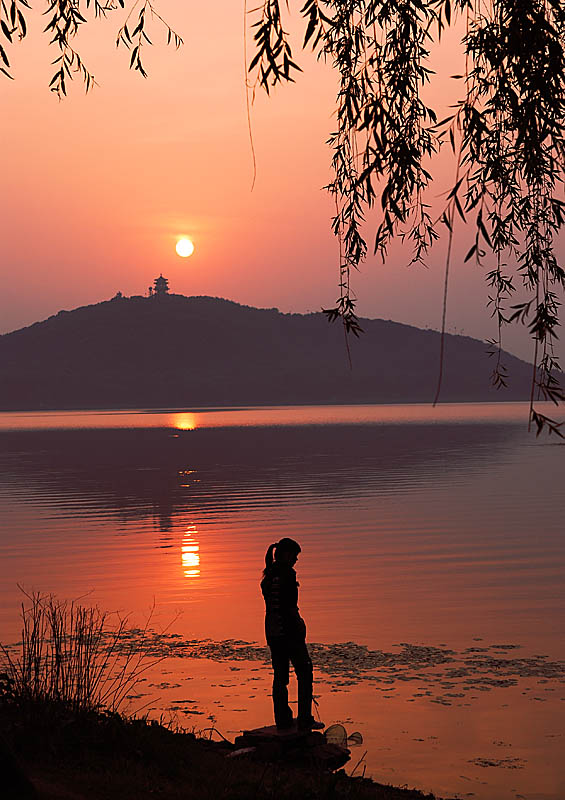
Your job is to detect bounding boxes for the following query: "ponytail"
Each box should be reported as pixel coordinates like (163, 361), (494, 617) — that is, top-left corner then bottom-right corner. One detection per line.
(262, 538), (301, 577)
(263, 542), (277, 577)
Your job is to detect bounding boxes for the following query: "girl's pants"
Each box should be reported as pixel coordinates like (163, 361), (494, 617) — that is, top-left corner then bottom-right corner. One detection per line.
(267, 635), (313, 727)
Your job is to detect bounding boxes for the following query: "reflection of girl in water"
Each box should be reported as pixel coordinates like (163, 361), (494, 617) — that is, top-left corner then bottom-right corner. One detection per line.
(261, 538), (324, 731)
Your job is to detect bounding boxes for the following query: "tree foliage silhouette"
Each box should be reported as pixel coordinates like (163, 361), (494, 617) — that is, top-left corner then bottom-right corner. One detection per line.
(0, 1), (181, 94)
(2, 0), (563, 433)
(247, 0), (565, 435)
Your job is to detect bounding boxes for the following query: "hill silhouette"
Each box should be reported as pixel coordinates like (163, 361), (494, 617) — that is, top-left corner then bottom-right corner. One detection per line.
(0, 294), (534, 410)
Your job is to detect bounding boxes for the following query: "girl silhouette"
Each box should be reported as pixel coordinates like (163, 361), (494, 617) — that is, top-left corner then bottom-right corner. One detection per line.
(261, 538), (324, 731)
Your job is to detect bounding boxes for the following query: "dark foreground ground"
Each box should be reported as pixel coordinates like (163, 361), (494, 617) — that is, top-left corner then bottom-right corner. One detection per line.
(1, 700), (445, 800)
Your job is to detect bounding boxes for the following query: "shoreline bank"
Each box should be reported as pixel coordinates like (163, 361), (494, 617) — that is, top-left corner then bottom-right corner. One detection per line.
(1, 699), (443, 800)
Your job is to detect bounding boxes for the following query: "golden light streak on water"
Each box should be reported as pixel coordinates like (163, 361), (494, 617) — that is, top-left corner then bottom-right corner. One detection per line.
(181, 526), (200, 578)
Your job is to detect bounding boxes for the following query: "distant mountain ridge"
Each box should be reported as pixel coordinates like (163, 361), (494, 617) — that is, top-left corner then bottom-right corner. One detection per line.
(0, 294), (534, 410)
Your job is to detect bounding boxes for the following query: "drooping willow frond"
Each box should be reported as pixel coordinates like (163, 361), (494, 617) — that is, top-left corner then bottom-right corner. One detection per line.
(0, 0), (182, 96)
(248, 0), (565, 434)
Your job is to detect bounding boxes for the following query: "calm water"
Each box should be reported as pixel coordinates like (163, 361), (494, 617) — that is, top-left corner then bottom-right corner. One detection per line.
(0, 403), (563, 800)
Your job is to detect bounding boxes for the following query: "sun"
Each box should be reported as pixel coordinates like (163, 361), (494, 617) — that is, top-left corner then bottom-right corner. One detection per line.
(176, 238), (194, 258)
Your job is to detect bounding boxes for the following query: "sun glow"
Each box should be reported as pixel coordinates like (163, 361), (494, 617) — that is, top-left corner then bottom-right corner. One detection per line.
(172, 413), (197, 431)
(176, 238), (194, 258)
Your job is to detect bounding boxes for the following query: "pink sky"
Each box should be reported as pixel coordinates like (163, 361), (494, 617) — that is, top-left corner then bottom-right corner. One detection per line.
(1, 3), (563, 363)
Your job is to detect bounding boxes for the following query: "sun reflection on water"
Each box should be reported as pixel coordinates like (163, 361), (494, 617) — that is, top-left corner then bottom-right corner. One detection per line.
(181, 526), (200, 578)
(172, 413), (197, 431)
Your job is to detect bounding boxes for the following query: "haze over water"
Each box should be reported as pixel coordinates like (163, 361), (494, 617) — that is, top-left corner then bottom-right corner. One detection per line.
(0, 403), (563, 800)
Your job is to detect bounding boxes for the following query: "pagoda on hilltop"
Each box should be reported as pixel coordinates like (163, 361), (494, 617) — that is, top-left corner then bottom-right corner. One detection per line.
(149, 274), (170, 297)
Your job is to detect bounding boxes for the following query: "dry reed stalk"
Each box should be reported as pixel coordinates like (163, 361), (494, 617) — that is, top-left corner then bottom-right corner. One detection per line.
(0, 588), (164, 714)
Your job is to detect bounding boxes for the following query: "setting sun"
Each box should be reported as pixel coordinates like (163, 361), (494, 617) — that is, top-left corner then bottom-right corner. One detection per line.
(175, 238), (194, 258)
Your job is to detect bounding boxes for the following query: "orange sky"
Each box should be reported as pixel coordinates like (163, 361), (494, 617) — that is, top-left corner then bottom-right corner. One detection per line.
(1, 3), (563, 362)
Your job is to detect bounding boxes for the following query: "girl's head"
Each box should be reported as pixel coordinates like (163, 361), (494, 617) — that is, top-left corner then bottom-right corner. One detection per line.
(263, 538), (301, 575)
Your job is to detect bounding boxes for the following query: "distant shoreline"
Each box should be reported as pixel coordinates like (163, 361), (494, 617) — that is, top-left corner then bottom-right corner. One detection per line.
(0, 401), (538, 434)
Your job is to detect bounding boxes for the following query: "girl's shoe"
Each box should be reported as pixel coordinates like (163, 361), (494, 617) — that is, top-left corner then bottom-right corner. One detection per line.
(297, 717), (325, 731)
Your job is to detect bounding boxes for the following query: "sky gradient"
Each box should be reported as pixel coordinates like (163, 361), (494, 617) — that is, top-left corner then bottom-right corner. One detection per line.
(1, 2), (563, 363)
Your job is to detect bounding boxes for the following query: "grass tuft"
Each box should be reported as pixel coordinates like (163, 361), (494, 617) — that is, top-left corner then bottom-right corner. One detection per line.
(1, 588), (161, 714)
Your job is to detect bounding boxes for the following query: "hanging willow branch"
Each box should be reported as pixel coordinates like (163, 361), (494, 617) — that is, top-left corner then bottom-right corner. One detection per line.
(247, 0), (565, 434)
(0, 0), (182, 96)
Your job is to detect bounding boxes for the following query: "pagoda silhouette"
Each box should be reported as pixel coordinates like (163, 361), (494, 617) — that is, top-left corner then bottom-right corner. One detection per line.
(148, 274), (170, 298)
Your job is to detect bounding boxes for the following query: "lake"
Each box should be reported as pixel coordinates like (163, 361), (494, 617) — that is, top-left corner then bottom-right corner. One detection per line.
(0, 403), (563, 800)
